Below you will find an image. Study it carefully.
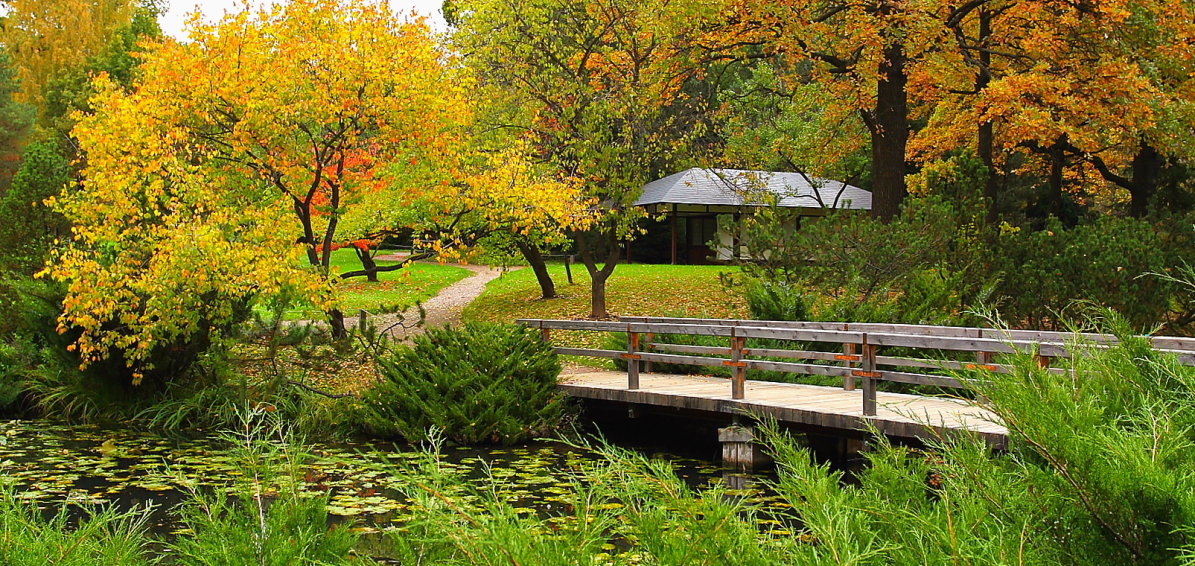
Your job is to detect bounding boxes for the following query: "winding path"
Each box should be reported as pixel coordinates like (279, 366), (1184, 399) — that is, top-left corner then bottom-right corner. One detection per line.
(376, 264), (516, 339)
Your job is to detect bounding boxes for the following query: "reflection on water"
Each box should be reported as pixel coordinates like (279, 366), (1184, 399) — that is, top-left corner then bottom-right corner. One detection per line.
(0, 420), (788, 538)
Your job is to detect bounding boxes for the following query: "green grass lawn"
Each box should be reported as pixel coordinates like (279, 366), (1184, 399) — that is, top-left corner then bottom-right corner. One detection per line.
(268, 249), (473, 320)
(462, 263), (748, 350)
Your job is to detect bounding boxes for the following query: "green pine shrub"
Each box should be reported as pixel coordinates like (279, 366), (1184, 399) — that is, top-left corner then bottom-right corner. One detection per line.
(745, 280), (811, 322)
(362, 322), (567, 444)
(991, 216), (1191, 331)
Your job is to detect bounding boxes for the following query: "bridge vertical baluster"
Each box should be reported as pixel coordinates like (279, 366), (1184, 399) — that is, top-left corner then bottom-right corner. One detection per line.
(1035, 354), (1052, 370)
(644, 333), (655, 373)
(862, 335), (877, 416)
(730, 332), (746, 400)
(843, 343), (858, 391)
(627, 331), (640, 390)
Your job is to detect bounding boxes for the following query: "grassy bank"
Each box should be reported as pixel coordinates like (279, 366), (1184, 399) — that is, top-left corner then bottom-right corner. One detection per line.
(272, 250), (472, 320)
(463, 263), (747, 349)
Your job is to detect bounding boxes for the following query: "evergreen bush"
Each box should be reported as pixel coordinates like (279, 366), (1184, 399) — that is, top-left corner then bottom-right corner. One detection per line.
(362, 323), (567, 444)
(991, 216), (1192, 331)
(745, 280), (810, 322)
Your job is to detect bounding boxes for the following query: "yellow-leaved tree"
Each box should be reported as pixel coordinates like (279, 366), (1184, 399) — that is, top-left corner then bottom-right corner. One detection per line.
(1, 0), (136, 111)
(42, 0), (469, 381)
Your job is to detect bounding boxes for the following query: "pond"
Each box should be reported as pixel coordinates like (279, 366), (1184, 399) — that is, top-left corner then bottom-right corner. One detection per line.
(0, 419), (791, 558)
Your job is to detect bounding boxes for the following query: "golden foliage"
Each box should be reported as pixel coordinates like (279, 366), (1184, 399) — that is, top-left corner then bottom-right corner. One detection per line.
(2, 0), (135, 109)
(43, 0), (469, 375)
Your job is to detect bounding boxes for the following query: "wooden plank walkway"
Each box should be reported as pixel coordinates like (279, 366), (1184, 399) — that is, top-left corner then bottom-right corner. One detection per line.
(561, 369), (1009, 447)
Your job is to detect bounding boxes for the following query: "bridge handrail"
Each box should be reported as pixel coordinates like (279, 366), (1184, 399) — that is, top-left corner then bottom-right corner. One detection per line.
(617, 316), (1195, 351)
(517, 317), (1195, 417)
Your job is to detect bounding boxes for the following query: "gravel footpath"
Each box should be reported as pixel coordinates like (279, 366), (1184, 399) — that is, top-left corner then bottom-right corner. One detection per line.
(374, 264), (517, 340)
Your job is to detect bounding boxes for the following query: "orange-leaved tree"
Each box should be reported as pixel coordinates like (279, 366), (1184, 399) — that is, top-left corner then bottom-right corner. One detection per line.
(42, 0), (468, 380)
(910, 0), (1195, 219)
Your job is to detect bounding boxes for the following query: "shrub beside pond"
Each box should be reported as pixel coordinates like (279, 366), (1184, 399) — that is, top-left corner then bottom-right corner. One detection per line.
(362, 323), (568, 444)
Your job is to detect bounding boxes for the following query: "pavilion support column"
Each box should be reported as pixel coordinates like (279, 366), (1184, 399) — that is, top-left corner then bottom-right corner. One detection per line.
(669, 208), (678, 265)
(732, 213), (741, 261)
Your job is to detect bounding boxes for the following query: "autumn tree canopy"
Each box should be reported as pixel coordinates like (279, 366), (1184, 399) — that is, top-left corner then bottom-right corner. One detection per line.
(674, 0), (1195, 221)
(42, 0), (471, 377)
(1, 0), (138, 113)
(454, 0), (711, 317)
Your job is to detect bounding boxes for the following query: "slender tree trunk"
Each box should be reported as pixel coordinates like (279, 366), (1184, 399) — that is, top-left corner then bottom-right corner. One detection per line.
(576, 226), (620, 319)
(329, 308), (347, 337)
(354, 246), (379, 282)
(868, 40), (909, 221)
(589, 272), (609, 318)
(514, 238), (556, 299)
(1129, 142), (1160, 218)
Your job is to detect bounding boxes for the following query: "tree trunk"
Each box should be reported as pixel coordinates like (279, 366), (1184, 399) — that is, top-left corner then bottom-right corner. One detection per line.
(1129, 142), (1160, 218)
(978, 8), (998, 224)
(868, 40), (909, 221)
(328, 308), (348, 340)
(1046, 138), (1067, 217)
(514, 238), (556, 299)
(589, 271), (609, 318)
(576, 226), (620, 319)
(354, 246), (379, 282)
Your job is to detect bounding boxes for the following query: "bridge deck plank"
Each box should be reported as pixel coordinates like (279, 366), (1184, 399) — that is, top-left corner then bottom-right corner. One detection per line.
(560, 370), (1008, 445)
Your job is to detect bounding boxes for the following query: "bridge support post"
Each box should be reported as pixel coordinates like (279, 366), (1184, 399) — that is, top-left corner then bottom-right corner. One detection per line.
(861, 339), (878, 416)
(718, 425), (769, 471)
(730, 334), (747, 400)
(808, 433), (867, 466)
(842, 343), (858, 391)
(627, 331), (640, 390)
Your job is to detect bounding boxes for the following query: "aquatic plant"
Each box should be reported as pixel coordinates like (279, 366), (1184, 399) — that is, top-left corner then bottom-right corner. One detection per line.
(169, 407), (365, 565)
(362, 322), (568, 444)
(0, 484), (154, 565)
(386, 435), (794, 566)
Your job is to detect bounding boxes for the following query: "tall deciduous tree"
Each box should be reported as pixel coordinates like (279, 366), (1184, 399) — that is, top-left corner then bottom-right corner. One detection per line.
(455, 0), (707, 318)
(712, 0), (956, 220)
(43, 0), (469, 377)
(1, 0), (136, 113)
(912, 0), (1195, 219)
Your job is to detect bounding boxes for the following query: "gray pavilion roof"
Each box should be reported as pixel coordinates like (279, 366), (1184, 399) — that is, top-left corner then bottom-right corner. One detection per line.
(634, 168), (871, 210)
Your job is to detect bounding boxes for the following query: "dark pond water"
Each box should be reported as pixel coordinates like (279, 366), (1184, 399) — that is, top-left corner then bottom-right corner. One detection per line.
(0, 419), (792, 544)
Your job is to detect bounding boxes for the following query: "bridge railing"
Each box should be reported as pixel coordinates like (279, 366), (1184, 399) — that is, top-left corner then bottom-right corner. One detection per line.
(517, 317), (1195, 417)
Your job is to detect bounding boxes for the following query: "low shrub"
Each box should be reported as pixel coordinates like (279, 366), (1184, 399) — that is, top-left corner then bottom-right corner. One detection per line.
(745, 280), (810, 322)
(361, 323), (567, 444)
(992, 216), (1193, 331)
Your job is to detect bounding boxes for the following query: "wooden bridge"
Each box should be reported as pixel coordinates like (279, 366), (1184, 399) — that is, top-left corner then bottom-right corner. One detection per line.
(519, 317), (1195, 449)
